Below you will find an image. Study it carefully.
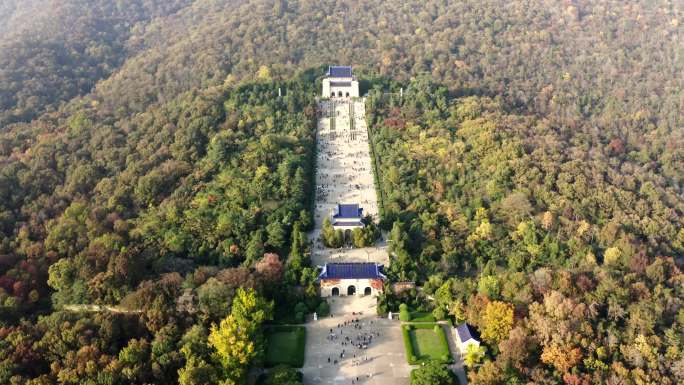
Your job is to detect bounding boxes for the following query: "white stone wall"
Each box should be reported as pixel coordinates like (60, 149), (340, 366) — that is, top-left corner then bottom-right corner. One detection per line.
(332, 224), (364, 231)
(458, 337), (480, 353)
(320, 278), (381, 297)
(322, 78), (359, 98)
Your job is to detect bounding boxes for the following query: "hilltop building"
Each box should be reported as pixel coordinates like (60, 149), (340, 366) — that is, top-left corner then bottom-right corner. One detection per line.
(322, 66), (359, 98)
(331, 203), (365, 231)
(318, 262), (386, 297)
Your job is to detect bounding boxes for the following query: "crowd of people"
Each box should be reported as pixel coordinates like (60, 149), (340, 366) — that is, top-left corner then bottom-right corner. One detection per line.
(324, 315), (384, 384)
(311, 99), (379, 234)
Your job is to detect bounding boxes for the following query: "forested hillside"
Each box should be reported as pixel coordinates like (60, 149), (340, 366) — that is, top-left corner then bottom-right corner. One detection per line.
(0, 71), (319, 383)
(367, 79), (684, 383)
(0, 0), (682, 384)
(2, 0), (681, 185)
(0, 0), (193, 126)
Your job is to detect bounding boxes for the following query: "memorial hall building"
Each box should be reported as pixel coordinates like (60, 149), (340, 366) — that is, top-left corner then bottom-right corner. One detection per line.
(322, 66), (359, 98)
(318, 262), (386, 297)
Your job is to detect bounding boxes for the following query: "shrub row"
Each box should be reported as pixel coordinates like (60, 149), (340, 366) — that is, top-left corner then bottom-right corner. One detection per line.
(401, 323), (453, 365)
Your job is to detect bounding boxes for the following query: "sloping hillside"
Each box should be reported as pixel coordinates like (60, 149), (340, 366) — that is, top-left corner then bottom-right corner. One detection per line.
(0, 1), (682, 384)
(0, 0), (193, 126)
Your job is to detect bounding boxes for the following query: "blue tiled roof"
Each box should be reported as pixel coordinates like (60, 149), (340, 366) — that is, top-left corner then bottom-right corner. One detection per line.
(333, 203), (362, 219)
(318, 263), (387, 280)
(328, 66), (352, 78)
(456, 323), (479, 342)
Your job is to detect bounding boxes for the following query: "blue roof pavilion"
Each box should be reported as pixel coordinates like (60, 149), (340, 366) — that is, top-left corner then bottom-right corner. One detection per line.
(318, 263), (387, 280)
(328, 66), (353, 78)
(333, 203), (363, 219)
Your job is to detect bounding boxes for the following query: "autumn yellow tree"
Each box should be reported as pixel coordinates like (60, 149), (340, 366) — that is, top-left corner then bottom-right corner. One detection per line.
(463, 343), (487, 368)
(540, 344), (582, 373)
(480, 301), (514, 345)
(208, 288), (273, 384)
(256, 65), (271, 81)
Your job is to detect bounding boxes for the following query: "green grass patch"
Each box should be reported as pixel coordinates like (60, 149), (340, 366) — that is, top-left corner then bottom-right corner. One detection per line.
(401, 323), (452, 365)
(265, 326), (306, 368)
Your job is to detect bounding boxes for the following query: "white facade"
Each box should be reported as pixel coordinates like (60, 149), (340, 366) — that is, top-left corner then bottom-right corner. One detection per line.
(322, 78), (360, 98)
(333, 224), (364, 232)
(455, 323), (481, 353)
(320, 278), (382, 297)
(459, 337), (480, 352)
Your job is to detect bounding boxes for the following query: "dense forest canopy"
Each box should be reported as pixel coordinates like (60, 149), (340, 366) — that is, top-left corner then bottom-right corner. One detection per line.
(367, 79), (683, 383)
(0, 0), (194, 125)
(0, 0), (682, 384)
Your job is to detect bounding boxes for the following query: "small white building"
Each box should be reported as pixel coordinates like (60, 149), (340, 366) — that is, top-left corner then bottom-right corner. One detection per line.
(455, 323), (480, 352)
(318, 262), (386, 297)
(322, 66), (359, 98)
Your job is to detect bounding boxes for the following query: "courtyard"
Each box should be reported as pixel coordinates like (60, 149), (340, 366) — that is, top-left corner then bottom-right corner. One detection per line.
(301, 296), (411, 385)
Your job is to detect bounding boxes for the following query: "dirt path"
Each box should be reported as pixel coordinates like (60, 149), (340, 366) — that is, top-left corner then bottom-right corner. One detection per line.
(63, 304), (142, 314)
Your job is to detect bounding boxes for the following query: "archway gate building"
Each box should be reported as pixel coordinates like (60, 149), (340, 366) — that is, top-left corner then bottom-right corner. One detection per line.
(318, 262), (386, 297)
(321, 66), (359, 98)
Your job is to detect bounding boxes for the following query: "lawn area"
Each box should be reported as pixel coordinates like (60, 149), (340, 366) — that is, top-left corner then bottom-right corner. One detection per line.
(265, 326), (306, 368)
(401, 323), (452, 364)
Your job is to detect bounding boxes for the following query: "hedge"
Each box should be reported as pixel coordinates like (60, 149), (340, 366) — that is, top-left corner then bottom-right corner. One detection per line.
(401, 323), (453, 365)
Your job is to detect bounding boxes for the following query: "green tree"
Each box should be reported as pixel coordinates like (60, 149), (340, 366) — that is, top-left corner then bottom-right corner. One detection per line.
(321, 217), (344, 248)
(245, 230), (265, 265)
(197, 278), (233, 323)
(266, 220), (287, 250)
(352, 228), (365, 248)
(262, 365), (302, 385)
(208, 288), (273, 383)
(463, 344), (486, 368)
(178, 357), (219, 385)
(410, 360), (457, 385)
(119, 338), (151, 382)
(481, 301), (514, 345)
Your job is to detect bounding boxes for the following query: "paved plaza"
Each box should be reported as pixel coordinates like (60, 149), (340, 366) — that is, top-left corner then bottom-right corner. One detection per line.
(302, 296), (410, 385)
(310, 98), (389, 266)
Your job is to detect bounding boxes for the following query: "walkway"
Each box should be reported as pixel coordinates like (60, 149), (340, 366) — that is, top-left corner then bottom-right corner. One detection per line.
(446, 326), (468, 385)
(63, 304), (142, 314)
(310, 98), (388, 267)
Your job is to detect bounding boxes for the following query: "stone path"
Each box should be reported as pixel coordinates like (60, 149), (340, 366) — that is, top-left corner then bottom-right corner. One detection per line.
(310, 98), (388, 267)
(304, 96), (465, 385)
(446, 325), (468, 385)
(304, 97), (399, 385)
(63, 304), (141, 314)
